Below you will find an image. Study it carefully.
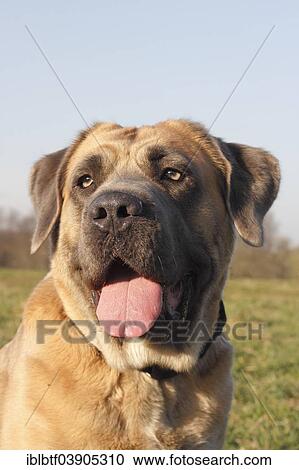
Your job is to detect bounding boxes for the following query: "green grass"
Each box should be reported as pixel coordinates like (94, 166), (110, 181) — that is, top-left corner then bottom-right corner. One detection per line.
(0, 268), (46, 347)
(224, 278), (299, 450)
(0, 269), (298, 449)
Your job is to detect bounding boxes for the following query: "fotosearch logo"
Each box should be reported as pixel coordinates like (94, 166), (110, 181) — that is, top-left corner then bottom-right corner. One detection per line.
(36, 318), (264, 344)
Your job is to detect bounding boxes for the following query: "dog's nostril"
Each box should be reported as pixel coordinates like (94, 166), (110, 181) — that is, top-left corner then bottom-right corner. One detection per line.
(117, 205), (129, 218)
(95, 207), (107, 219)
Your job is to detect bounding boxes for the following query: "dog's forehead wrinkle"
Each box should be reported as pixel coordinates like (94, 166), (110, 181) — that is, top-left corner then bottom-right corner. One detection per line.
(67, 121), (214, 183)
(72, 154), (102, 175)
(68, 128), (138, 171)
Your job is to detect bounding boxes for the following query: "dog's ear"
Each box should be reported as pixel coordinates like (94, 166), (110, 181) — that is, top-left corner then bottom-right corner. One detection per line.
(217, 140), (280, 247)
(30, 148), (68, 254)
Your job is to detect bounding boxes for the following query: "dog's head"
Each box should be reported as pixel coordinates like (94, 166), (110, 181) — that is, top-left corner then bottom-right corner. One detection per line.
(30, 120), (280, 372)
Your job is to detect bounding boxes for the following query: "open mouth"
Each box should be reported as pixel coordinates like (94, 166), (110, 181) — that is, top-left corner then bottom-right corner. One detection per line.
(91, 258), (193, 338)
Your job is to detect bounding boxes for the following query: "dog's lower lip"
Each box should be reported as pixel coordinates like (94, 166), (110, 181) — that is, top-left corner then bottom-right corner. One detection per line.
(162, 274), (194, 321)
(91, 290), (100, 306)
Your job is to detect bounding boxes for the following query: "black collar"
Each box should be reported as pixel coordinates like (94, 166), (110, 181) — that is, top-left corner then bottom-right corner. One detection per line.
(142, 300), (227, 381)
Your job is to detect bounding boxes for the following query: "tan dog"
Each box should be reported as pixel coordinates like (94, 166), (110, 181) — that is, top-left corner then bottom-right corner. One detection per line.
(0, 120), (280, 449)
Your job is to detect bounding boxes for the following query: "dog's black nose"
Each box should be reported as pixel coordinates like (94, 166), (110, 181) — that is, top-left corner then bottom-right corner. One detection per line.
(89, 191), (144, 233)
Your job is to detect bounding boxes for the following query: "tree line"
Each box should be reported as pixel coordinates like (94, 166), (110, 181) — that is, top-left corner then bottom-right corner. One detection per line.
(0, 209), (297, 278)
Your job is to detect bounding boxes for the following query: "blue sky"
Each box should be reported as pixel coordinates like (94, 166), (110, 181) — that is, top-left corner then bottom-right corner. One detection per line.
(1, 1), (298, 243)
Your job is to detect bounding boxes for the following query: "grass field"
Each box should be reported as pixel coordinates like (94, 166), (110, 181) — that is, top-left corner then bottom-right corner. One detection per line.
(0, 268), (298, 449)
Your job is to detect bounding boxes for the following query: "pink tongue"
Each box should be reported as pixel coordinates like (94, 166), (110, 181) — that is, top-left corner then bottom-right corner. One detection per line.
(97, 276), (163, 338)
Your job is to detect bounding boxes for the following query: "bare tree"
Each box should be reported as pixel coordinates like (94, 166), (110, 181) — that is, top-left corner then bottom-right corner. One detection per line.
(0, 209), (49, 270)
(230, 214), (293, 278)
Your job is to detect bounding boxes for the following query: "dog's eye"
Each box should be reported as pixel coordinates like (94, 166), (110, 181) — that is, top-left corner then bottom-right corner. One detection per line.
(77, 175), (94, 189)
(162, 168), (183, 182)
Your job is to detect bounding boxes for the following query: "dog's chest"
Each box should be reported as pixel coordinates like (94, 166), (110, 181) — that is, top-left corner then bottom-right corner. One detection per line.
(18, 341), (231, 450)
(63, 374), (212, 450)
(74, 375), (167, 449)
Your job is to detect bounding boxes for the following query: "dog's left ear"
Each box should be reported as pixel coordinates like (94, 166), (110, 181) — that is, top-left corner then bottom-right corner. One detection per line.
(217, 140), (280, 247)
(30, 148), (68, 254)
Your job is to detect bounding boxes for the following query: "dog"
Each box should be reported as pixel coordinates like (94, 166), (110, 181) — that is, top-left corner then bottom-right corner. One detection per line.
(0, 120), (280, 449)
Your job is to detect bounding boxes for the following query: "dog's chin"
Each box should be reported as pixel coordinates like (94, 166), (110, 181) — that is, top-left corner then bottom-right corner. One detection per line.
(90, 326), (201, 373)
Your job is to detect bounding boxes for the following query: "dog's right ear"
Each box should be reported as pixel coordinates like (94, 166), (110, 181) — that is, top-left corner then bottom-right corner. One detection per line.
(30, 148), (68, 254)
